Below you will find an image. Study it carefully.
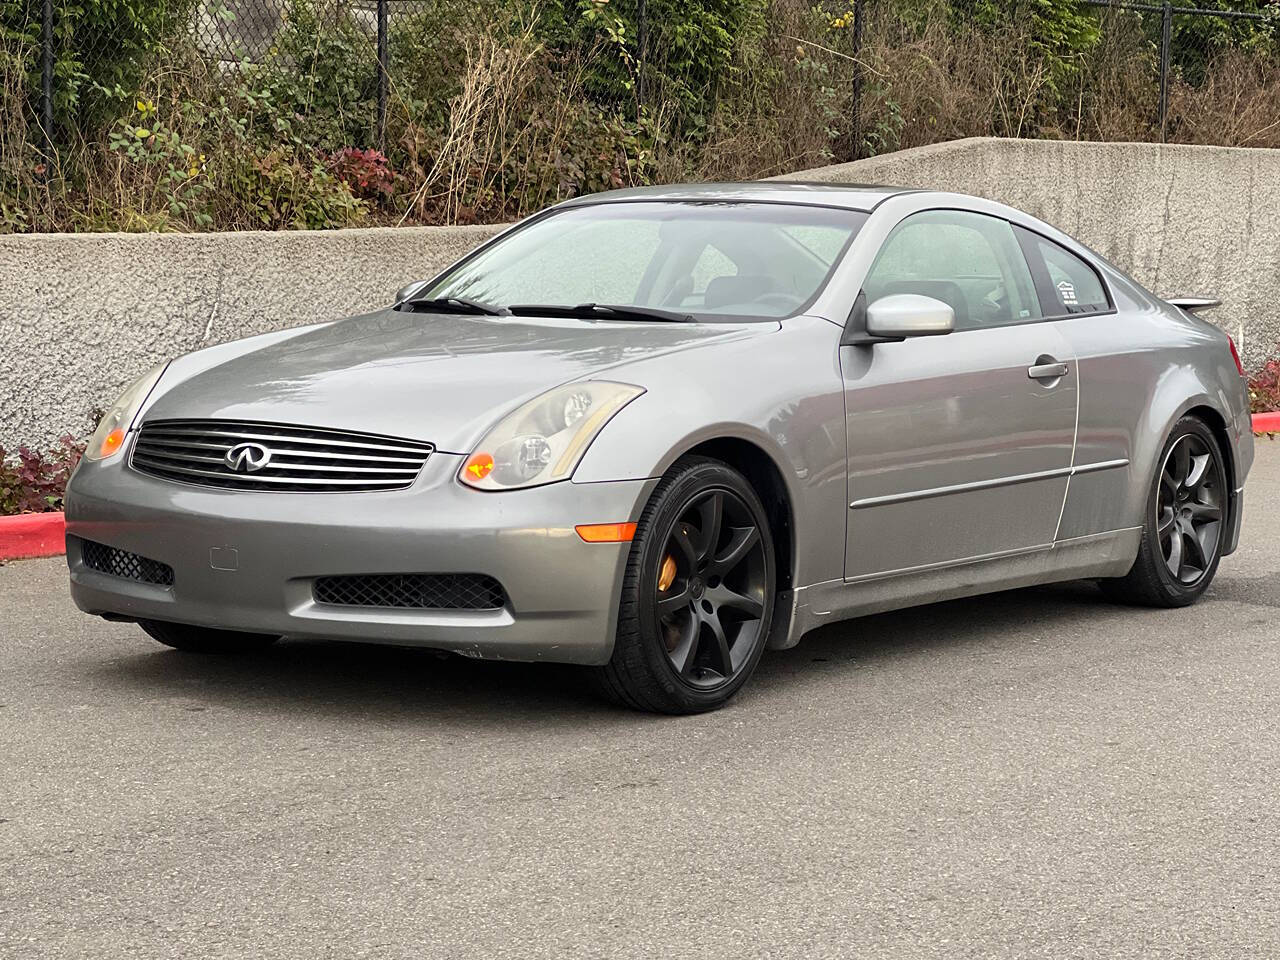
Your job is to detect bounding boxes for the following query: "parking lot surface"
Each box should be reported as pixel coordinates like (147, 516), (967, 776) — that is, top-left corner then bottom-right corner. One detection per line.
(2, 442), (1278, 959)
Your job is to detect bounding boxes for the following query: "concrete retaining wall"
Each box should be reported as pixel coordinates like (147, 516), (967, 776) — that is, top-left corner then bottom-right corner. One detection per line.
(3, 137), (1277, 448)
(2, 225), (501, 449)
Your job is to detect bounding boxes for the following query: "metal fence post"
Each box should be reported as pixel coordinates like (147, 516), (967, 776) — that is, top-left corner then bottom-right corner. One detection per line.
(637, 0), (647, 114)
(1159, 0), (1172, 142)
(376, 0), (389, 151)
(41, 0), (54, 152)
(850, 0), (865, 161)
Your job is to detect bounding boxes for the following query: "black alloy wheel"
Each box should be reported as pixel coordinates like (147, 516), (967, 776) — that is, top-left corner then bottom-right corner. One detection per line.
(1156, 432), (1224, 585)
(653, 487), (769, 688)
(591, 456), (776, 714)
(1101, 416), (1228, 607)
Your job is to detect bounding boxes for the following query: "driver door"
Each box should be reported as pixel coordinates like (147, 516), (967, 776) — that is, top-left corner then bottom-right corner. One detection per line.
(841, 209), (1079, 581)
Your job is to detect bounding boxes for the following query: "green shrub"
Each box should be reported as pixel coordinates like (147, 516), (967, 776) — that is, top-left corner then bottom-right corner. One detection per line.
(1, 0), (198, 132)
(242, 0), (378, 153)
(220, 145), (365, 229)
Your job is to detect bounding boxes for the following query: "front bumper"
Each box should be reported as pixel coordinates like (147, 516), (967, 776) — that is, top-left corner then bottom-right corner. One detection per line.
(66, 451), (656, 665)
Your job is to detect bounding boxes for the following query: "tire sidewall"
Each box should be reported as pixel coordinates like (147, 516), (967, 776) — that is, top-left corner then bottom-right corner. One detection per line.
(630, 460), (776, 711)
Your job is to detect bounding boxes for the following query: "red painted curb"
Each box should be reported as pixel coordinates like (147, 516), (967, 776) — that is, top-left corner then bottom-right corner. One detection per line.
(0, 511), (66, 561)
(1254, 411), (1280, 433)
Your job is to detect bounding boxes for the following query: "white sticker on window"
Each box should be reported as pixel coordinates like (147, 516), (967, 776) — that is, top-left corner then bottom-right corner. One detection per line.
(1057, 280), (1078, 306)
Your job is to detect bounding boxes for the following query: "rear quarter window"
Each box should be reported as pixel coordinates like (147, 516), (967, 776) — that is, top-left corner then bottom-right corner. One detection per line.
(1034, 237), (1109, 315)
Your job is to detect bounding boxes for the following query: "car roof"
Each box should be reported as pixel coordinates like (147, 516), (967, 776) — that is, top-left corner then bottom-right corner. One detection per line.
(558, 181), (914, 213)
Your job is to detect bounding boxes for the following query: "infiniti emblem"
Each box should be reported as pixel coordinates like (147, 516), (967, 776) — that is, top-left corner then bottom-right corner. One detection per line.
(224, 442), (272, 473)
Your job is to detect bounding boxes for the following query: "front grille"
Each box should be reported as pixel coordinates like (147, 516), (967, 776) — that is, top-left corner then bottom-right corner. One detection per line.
(314, 574), (507, 610)
(81, 539), (175, 586)
(131, 419), (433, 492)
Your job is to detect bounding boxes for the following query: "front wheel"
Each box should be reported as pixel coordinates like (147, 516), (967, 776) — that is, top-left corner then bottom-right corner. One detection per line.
(139, 619), (280, 654)
(1100, 416), (1228, 607)
(590, 456), (776, 714)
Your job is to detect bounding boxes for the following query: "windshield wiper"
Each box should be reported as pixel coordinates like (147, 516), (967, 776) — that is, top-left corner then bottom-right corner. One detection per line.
(404, 296), (508, 316)
(507, 302), (694, 323)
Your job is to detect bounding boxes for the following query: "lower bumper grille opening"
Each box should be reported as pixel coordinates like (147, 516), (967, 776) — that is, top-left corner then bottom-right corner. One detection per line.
(81, 539), (175, 587)
(313, 573), (506, 611)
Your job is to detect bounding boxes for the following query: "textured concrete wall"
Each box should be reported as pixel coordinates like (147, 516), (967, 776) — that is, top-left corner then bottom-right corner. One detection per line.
(3, 137), (1277, 448)
(1, 225), (501, 449)
(780, 137), (1280, 369)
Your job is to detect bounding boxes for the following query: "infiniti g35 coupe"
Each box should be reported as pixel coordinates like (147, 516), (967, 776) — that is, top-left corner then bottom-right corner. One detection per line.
(66, 183), (1254, 713)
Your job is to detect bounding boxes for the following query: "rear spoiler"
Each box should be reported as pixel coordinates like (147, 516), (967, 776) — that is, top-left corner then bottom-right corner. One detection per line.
(1166, 296), (1222, 314)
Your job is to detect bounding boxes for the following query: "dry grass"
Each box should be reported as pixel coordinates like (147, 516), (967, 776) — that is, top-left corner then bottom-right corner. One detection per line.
(3, 0), (1279, 232)
(1168, 48), (1280, 148)
(859, 9), (1057, 150)
(400, 20), (548, 223)
(1060, 9), (1159, 142)
(669, 0), (848, 181)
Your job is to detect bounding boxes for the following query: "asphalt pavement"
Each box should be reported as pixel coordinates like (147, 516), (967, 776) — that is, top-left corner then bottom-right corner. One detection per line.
(3, 442), (1278, 959)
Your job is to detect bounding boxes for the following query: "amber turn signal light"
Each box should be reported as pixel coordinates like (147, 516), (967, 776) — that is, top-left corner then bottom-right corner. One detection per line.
(575, 522), (637, 543)
(465, 452), (494, 480)
(99, 427), (125, 459)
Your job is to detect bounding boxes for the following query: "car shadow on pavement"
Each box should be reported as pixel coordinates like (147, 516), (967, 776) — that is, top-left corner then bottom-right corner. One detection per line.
(82, 579), (1121, 722)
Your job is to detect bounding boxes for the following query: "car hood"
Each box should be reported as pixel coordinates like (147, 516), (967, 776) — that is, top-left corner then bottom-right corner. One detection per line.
(143, 308), (774, 452)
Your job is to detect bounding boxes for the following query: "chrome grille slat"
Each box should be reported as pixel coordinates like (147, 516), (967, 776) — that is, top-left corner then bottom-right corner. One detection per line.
(131, 419), (432, 493)
(141, 427), (431, 456)
(137, 437), (426, 465)
(135, 450), (418, 475)
(131, 456), (414, 487)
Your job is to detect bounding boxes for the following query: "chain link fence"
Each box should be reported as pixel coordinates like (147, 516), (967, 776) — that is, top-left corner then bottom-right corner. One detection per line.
(23, 1), (1276, 151)
(1082, 0), (1275, 141)
(2, 0), (1277, 232)
(839, 0), (1279, 155)
(31, 1), (470, 150)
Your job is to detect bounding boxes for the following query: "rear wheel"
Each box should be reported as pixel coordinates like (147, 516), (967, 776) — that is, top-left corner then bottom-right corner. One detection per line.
(139, 619), (280, 654)
(1100, 416), (1228, 607)
(591, 456), (775, 714)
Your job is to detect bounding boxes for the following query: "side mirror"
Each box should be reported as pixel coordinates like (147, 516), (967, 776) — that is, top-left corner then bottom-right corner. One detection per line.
(865, 294), (955, 339)
(394, 279), (429, 305)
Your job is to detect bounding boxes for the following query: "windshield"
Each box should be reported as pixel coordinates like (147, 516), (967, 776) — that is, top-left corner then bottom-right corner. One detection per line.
(418, 201), (868, 321)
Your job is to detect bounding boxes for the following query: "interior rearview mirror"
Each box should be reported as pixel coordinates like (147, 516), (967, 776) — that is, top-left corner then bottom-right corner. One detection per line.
(395, 279), (429, 304)
(865, 294), (955, 339)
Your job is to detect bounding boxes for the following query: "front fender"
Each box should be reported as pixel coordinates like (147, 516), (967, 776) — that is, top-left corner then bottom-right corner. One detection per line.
(573, 316), (849, 588)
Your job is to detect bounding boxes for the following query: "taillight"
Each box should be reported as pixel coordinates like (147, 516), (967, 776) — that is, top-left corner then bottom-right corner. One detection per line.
(1228, 337), (1246, 378)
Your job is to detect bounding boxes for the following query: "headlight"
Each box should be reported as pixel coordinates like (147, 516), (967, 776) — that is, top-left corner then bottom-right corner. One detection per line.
(84, 363), (168, 461)
(460, 381), (644, 490)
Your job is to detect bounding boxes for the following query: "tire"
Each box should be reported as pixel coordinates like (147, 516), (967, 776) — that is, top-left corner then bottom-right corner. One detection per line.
(139, 619), (280, 654)
(589, 456), (776, 714)
(1100, 415), (1229, 607)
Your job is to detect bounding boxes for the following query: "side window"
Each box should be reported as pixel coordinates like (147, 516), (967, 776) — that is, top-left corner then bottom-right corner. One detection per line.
(1032, 237), (1110, 315)
(862, 210), (1042, 331)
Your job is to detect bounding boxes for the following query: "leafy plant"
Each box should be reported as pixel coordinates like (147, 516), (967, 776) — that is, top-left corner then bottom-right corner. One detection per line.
(1249, 357), (1280, 414)
(224, 145), (364, 229)
(106, 99), (212, 226)
(2, 0), (198, 132)
(0, 435), (84, 515)
(327, 147), (395, 200)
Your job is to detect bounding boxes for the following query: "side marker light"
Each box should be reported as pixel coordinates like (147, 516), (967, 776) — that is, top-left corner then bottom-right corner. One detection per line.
(575, 522), (637, 543)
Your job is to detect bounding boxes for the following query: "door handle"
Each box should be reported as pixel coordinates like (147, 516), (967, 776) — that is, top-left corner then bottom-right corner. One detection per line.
(1027, 360), (1070, 381)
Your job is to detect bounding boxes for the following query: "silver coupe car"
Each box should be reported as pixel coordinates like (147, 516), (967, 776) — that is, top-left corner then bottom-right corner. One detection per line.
(66, 183), (1254, 713)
